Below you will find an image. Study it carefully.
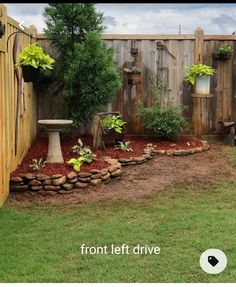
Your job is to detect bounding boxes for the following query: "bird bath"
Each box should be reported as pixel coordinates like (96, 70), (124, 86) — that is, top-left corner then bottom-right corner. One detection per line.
(38, 119), (73, 163)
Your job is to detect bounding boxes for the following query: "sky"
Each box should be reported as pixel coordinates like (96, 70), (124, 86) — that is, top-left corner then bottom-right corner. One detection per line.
(4, 3), (236, 35)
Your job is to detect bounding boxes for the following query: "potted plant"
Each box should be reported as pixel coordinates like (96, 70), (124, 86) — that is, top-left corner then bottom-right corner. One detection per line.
(123, 66), (141, 85)
(100, 114), (126, 143)
(15, 43), (55, 83)
(213, 44), (233, 60)
(184, 64), (215, 94)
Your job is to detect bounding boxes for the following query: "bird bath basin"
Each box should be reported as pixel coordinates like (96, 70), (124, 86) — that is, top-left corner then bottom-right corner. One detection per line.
(38, 119), (73, 163)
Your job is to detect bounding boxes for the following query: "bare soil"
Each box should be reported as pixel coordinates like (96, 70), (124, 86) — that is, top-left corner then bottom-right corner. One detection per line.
(7, 142), (236, 208)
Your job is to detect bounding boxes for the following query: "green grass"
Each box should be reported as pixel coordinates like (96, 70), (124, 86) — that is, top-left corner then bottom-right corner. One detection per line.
(1, 177), (236, 283)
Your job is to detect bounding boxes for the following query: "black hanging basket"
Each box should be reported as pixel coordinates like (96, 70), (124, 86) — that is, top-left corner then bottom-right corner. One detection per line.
(22, 66), (40, 83)
(212, 52), (231, 61)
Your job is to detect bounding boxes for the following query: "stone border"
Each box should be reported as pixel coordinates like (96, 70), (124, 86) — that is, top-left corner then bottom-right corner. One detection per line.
(9, 140), (210, 195)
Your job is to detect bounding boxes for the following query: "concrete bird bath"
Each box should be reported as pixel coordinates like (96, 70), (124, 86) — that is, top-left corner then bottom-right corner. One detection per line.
(38, 119), (73, 163)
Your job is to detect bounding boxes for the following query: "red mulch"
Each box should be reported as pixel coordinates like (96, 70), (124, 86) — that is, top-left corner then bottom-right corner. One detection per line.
(10, 134), (203, 177)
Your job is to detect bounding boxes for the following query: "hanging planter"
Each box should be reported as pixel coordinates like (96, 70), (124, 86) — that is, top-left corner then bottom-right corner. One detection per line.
(213, 44), (233, 61)
(21, 66), (40, 83)
(124, 67), (141, 85)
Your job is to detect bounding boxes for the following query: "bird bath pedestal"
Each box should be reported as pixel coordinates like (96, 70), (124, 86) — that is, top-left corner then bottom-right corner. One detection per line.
(38, 119), (73, 163)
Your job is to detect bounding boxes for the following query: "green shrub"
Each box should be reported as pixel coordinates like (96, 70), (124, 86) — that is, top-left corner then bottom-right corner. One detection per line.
(67, 157), (85, 172)
(139, 81), (188, 141)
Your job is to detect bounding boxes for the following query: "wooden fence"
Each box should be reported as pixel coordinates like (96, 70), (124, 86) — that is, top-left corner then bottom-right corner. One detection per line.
(37, 29), (236, 135)
(0, 4), (37, 206)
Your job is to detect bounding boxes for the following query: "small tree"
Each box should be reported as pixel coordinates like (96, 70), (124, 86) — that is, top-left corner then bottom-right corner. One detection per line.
(43, 4), (122, 126)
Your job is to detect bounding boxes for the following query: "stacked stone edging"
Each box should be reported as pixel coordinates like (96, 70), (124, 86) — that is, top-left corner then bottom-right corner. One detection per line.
(10, 140), (210, 195)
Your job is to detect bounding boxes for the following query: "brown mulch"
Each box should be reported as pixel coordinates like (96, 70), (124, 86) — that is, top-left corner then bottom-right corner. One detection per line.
(10, 134), (202, 177)
(7, 141), (236, 208)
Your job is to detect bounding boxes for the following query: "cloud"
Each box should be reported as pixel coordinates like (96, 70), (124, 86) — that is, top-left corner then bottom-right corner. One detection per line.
(4, 3), (236, 34)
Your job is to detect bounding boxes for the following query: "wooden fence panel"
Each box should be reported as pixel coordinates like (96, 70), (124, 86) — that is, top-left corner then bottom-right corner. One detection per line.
(0, 5), (37, 206)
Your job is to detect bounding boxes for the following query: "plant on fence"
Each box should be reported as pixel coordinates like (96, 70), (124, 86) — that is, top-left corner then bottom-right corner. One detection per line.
(67, 157), (85, 172)
(29, 158), (47, 171)
(139, 80), (188, 141)
(101, 115), (126, 134)
(43, 4), (122, 127)
(184, 64), (215, 85)
(214, 44), (233, 60)
(115, 140), (133, 152)
(16, 43), (55, 70)
(72, 138), (96, 163)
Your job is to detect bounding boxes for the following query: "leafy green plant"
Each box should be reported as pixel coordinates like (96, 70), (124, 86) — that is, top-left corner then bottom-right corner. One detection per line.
(67, 156), (85, 172)
(16, 43), (55, 70)
(115, 141), (133, 152)
(29, 158), (47, 171)
(72, 138), (96, 163)
(184, 64), (215, 85)
(217, 44), (233, 57)
(101, 115), (126, 133)
(139, 80), (188, 141)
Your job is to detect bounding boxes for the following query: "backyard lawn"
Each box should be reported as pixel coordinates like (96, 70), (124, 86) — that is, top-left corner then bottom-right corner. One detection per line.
(1, 145), (236, 283)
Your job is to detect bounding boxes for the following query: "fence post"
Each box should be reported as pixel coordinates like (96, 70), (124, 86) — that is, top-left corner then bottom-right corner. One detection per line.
(0, 4), (8, 207)
(192, 27), (205, 137)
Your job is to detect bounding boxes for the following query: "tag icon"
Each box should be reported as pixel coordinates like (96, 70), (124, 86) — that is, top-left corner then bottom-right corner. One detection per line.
(200, 249), (227, 274)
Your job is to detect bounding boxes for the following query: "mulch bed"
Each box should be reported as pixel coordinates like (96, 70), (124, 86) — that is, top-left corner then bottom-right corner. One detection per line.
(10, 134), (203, 177)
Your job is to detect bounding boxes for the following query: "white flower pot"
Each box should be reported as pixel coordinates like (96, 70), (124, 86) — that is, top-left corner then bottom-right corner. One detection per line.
(195, 75), (211, 95)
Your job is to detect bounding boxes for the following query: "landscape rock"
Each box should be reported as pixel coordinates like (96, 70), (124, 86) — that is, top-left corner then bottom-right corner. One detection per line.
(66, 171), (77, 180)
(20, 173), (35, 180)
(30, 185), (43, 191)
(62, 183), (74, 191)
(111, 169), (122, 177)
(90, 169), (100, 174)
(41, 179), (52, 185)
(91, 179), (102, 186)
(153, 150), (166, 155)
(118, 158), (132, 163)
(166, 149), (175, 156)
(67, 178), (78, 183)
(108, 165), (118, 173)
(52, 176), (66, 186)
(57, 189), (74, 194)
(75, 181), (89, 188)
(51, 174), (63, 179)
(132, 156), (146, 163)
(36, 174), (50, 181)
(78, 172), (92, 178)
(91, 173), (101, 179)
(10, 177), (23, 183)
(78, 177), (91, 183)
(100, 168), (108, 176)
(101, 173), (110, 181)
(173, 150), (191, 156)
(28, 179), (42, 186)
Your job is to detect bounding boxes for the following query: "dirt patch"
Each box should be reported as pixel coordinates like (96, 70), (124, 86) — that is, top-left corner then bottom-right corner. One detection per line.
(6, 142), (236, 208)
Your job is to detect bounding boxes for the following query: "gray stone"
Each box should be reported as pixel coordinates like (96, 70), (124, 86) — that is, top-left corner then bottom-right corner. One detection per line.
(44, 185), (61, 191)
(30, 185), (43, 191)
(51, 174), (63, 179)
(52, 176), (66, 185)
(91, 179), (102, 186)
(10, 177), (23, 183)
(111, 169), (122, 177)
(36, 174), (50, 181)
(75, 181), (89, 188)
(42, 179), (52, 185)
(10, 185), (29, 192)
(62, 183), (74, 191)
(28, 179), (42, 186)
(91, 173), (101, 179)
(101, 173), (110, 181)
(66, 171), (77, 180)
(38, 190), (57, 196)
(78, 172), (92, 178)
(20, 173), (35, 180)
